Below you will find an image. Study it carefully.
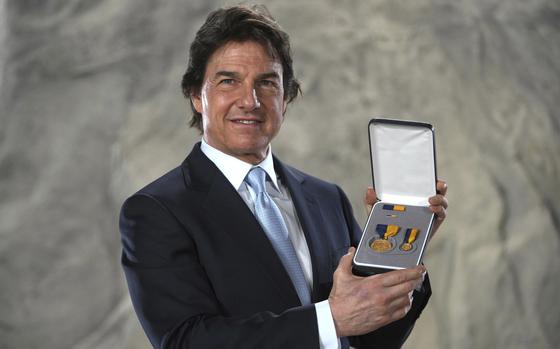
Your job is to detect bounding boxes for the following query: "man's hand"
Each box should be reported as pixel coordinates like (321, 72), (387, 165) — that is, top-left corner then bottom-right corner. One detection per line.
(364, 179), (448, 238)
(364, 186), (377, 216)
(428, 180), (447, 238)
(328, 247), (425, 337)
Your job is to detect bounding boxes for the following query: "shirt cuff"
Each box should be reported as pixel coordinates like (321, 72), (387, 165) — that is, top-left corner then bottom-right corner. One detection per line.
(315, 300), (341, 349)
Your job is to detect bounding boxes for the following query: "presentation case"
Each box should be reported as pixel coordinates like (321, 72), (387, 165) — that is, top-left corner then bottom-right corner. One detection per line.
(352, 118), (437, 276)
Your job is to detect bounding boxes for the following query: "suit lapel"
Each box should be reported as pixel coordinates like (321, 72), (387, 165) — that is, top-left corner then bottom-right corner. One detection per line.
(274, 159), (328, 302)
(182, 144), (301, 306)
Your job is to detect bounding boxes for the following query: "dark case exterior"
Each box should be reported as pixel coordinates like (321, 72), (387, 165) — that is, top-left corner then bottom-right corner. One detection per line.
(352, 118), (437, 275)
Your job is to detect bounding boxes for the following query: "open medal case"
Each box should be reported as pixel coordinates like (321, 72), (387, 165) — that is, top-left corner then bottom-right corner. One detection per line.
(352, 118), (437, 276)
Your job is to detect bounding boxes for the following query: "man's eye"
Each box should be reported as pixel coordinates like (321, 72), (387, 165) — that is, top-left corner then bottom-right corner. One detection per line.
(259, 80), (276, 88)
(219, 79), (235, 85)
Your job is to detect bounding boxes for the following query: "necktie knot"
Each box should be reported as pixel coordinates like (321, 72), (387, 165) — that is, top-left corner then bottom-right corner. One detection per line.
(245, 167), (267, 194)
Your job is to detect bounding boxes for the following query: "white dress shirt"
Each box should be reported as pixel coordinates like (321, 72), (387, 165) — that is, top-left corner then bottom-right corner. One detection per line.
(200, 139), (340, 349)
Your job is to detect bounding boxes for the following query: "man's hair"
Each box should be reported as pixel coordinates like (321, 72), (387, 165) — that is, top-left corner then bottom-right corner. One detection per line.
(181, 4), (301, 132)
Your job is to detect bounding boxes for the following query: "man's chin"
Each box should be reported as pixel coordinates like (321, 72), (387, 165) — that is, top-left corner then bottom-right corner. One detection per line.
(229, 143), (270, 163)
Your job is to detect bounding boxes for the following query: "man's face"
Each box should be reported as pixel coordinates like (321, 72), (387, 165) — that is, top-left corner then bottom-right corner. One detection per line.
(191, 40), (287, 164)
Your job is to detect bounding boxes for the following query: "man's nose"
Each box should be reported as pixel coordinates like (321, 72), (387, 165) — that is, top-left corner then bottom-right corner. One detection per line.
(237, 84), (261, 110)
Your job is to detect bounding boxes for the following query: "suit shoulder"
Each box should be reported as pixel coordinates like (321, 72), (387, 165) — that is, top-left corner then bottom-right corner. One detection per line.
(125, 165), (186, 204)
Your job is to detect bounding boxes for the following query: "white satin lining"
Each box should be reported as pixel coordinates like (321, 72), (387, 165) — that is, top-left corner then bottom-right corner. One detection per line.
(370, 121), (436, 206)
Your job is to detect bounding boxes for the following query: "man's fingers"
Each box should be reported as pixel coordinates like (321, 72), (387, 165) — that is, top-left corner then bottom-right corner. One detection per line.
(388, 292), (413, 312)
(389, 301), (411, 322)
(364, 187), (377, 215)
(364, 187), (377, 205)
(336, 247), (356, 273)
(428, 195), (448, 209)
(436, 179), (447, 196)
(385, 278), (421, 300)
(383, 293), (414, 322)
(430, 205), (446, 220)
(429, 194), (448, 224)
(380, 266), (425, 287)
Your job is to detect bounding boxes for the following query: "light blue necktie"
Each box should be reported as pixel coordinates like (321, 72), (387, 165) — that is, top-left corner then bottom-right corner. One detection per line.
(245, 167), (311, 305)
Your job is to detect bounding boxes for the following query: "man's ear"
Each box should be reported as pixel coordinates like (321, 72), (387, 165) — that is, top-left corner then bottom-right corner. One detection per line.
(282, 99), (288, 116)
(191, 91), (203, 113)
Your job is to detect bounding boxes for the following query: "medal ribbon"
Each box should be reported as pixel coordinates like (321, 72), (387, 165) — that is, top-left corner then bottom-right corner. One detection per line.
(403, 228), (419, 244)
(375, 224), (400, 239)
(382, 204), (406, 212)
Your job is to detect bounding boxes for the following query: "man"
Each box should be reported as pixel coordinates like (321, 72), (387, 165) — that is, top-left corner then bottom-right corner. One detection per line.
(119, 4), (448, 349)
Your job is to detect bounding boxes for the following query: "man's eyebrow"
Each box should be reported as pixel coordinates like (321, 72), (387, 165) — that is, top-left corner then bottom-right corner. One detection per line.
(212, 71), (280, 80)
(214, 71), (239, 79)
(257, 72), (281, 80)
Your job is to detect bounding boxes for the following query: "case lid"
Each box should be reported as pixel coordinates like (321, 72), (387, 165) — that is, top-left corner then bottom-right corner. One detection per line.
(369, 118), (437, 206)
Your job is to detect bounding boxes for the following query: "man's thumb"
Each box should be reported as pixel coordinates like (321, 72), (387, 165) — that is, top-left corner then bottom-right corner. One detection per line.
(337, 246), (356, 272)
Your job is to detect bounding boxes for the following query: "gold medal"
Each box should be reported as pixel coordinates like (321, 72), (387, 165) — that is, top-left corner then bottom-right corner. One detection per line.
(400, 228), (419, 252)
(371, 239), (392, 252)
(370, 224), (401, 252)
(400, 242), (413, 251)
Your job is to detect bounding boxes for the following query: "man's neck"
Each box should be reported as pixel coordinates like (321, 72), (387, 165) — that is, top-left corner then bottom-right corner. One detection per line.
(200, 139), (278, 191)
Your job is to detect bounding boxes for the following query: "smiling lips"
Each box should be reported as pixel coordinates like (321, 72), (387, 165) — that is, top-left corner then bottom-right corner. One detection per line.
(232, 118), (262, 125)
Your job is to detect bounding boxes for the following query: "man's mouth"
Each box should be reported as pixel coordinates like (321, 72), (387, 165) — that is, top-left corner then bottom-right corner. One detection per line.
(233, 119), (260, 125)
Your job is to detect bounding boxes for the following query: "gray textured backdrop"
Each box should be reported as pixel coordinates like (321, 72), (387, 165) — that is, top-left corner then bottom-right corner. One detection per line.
(1, 0), (559, 348)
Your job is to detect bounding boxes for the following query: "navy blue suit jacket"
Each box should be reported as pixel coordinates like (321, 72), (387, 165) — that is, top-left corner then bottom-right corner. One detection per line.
(119, 143), (430, 349)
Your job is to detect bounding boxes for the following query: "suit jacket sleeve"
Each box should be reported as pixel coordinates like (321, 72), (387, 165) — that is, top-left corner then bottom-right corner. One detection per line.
(120, 192), (319, 349)
(335, 186), (432, 349)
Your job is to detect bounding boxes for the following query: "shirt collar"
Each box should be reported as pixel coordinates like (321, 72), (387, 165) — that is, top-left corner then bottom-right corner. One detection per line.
(200, 139), (279, 191)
